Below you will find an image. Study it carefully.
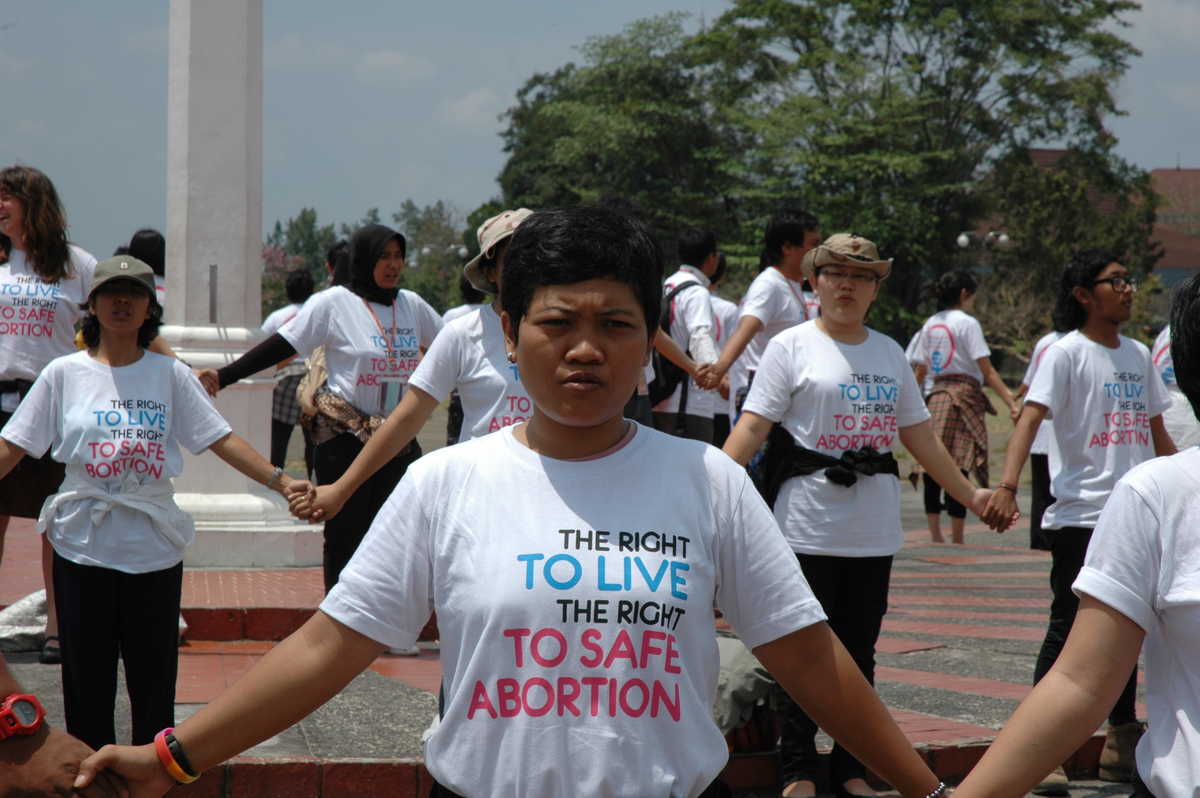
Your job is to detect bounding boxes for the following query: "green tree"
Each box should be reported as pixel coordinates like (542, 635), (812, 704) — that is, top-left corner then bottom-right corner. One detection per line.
(262, 207), (336, 316)
(690, 0), (1144, 338)
(498, 14), (740, 253)
(975, 144), (1161, 361)
(391, 200), (469, 313)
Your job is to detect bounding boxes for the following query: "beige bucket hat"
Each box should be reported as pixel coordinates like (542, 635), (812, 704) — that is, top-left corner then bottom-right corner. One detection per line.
(801, 233), (893, 282)
(463, 208), (535, 294)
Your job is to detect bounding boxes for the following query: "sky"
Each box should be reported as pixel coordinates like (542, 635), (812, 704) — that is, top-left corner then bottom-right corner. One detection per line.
(1, 0), (1197, 258)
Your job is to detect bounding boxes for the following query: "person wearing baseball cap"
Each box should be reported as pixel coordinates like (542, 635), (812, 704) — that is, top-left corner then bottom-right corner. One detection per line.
(0, 255), (313, 752)
(723, 233), (1011, 798)
(289, 208), (537, 525)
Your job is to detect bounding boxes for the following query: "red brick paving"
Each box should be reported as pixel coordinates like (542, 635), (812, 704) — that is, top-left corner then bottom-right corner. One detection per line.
(882, 618), (1045, 641)
(890, 595), (1049, 608)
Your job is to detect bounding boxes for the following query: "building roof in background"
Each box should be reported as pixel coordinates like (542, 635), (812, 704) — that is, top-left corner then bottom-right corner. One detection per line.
(1151, 168), (1200, 236)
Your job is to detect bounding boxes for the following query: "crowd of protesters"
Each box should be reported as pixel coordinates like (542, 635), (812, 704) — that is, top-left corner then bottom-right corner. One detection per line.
(2, 161), (1198, 798)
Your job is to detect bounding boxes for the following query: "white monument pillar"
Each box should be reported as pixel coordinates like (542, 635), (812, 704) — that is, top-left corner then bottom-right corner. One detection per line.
(163, 0), (320, 567)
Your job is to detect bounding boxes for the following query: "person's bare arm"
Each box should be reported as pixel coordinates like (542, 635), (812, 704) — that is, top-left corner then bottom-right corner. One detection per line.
(899, 420), (1013, 529)
(0, 438), (27, 483)
(713, 315), (763, 377)
(953, 597), (1144, 797)
(207, 432), (312, 499)
(722, 411), (774, 465)
(976, 357), (1017, 417)
(0, 655), (126, 797)
(75, 612), (384, 795)
(980, 402), (1048, 529)
(913, 362), (928, 388)
(754, 624), (941, 798)
(1150, 415), (1177, 458)
(289, 387), (439, 522)
(653, 329), (699, 377)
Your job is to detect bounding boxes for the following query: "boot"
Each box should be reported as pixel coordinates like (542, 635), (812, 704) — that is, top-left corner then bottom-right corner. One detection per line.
(1031, 766), (1069, 797)
(1098, 721), (1144, 782)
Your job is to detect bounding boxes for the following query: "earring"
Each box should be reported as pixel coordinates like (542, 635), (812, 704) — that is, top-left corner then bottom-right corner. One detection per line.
(507, 351), (516, 363)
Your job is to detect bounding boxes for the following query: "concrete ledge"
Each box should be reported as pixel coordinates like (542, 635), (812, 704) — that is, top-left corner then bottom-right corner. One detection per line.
(186, 523), (324, 568)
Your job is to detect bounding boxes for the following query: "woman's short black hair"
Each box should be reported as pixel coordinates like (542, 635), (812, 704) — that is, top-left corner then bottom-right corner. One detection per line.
(326, 240), (351, 287)
(501, 206), (663, 341)
(1170, 273), (1200, 422)
(285, 269), (315, 304)
(1053, 248), (1119, 331)
(763, 204), (819, 267)
(80, 285), (163, 349)
(677, 227), (716, 268)
(711, 252), (728, 286)
(934, 269), (979, 311)
(128, 228), (166, 277)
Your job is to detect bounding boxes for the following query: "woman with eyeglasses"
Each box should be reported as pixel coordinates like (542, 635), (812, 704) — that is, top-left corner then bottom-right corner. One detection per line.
(911, 270), (1017, 544)
(722, 234), (1007, 798)
(982, 249), (1174, 794)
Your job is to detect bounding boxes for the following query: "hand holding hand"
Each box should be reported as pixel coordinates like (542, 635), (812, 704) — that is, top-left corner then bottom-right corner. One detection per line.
(979, 487), (1020, 532)
(0, 725), (128, 798)
(281, 477), (315, 504)
(290, 484), (347, 523)
(74, 743), (175, 798)
(196, 369), (220, 397)
(1009, 403), (1022, 424)
(693, 363), (719, 390)
(718, 375), (731, 400)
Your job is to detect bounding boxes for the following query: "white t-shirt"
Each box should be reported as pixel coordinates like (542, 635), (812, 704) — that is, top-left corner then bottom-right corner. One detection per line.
(707, 294), (739, 418)
(802, 289), (820, 320)
(904, 331), (933, 396)
(737, 267), (808, 375)
(154, 275), (166, 307)
(442, 303), (486, 325)
(1021, 331), (1065, 457)
(1026, 330), (1171, 530)
(0, 245), (97, 399)
(1152, 326), (1174, 388)
(278, 286), (442, 417)
(407, 305), (532, 442)
(914, 308), (989, 383)
(742, 321), (930, 556)
(656, 266), (717, 417)
(1074, 447), (1200, 798)
(261, 302), (303, 337)
(321, 424), (825, 798)
(0, 350), (231, 573)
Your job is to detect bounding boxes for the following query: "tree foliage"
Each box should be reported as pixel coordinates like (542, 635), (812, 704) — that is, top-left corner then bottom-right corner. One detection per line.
(497, 14), (740, 255)
(691, 0), (1144, 329)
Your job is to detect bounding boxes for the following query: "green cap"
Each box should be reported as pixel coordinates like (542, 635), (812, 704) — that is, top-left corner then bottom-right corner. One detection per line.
(89, 256), (158, 304)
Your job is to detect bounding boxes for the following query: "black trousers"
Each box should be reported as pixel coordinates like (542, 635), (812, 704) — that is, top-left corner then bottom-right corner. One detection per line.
(921, 471), (969, 519)
(1033, 526), (1137, 725)
(52, 553), (183, 749)
(653, 411), (714, 443)
(270, 418), (315, 476)
(314, 432), (421, 593)
(1028, 453), (1054, 551)
(776, 553), (893, 786)
(712, 413), (731, 448)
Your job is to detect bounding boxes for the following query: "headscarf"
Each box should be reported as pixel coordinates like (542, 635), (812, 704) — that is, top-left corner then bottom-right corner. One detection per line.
(349, 224), (407, 305)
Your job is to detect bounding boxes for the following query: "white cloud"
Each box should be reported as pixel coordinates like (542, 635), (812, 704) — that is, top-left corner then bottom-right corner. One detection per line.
(435, 88), (503, 132)
(265, 33), (349, 71)
(353, 49), (435, 86)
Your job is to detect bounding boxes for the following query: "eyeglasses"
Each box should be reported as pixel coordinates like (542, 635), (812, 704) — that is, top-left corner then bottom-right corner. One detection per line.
(818, 268), (879, 285)
(1091, 276), (1137, 293)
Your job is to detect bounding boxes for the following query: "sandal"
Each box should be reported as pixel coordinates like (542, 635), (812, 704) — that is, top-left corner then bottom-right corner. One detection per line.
(39, 635), (62, 665)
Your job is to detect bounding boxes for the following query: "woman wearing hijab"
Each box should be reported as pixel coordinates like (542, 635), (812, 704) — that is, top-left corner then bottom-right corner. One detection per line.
(199, 224), (442, 590)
